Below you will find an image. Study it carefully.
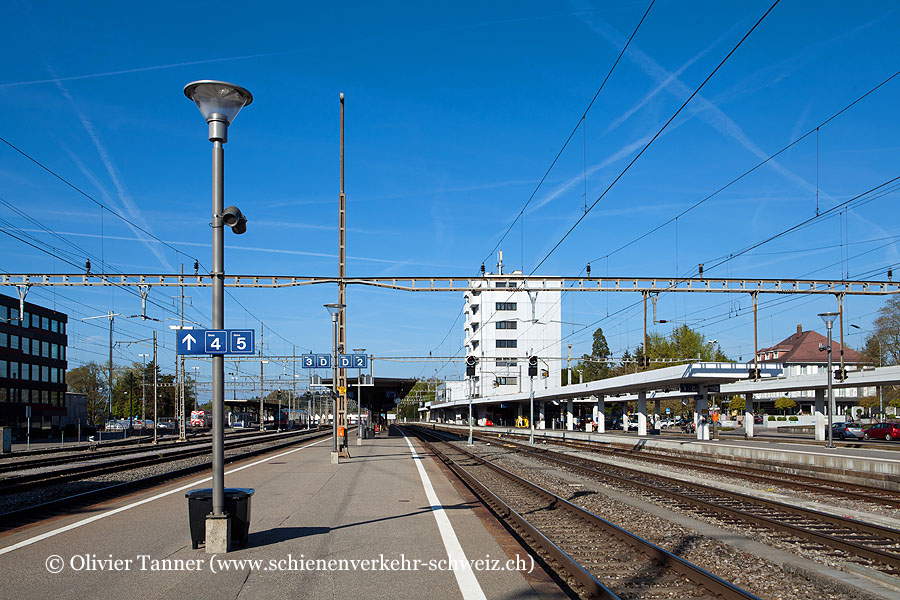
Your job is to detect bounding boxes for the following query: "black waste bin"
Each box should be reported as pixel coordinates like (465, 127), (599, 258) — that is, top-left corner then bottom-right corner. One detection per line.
(185, 488), (255, 549)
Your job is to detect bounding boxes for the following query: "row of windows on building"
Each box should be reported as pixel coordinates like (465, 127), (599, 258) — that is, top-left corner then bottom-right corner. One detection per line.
(467, 303), (518, 315)
(0, 305), (66, 333)
(470, 321), (517, 333)
(0, 388), (66, 406)
(0, 333), (66, 360)
(0, 360), (66, 384)
(496, 339), (517, 348)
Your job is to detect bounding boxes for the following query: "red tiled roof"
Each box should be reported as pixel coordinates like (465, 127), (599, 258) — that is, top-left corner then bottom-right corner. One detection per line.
(757, 329), (869, 364)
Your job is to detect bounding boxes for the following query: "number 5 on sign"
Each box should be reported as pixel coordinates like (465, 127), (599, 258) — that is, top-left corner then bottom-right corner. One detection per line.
(229, 330), (254, 355)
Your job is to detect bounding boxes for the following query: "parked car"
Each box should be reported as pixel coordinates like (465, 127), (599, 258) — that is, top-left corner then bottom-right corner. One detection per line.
(831, 422), (864, 440)
(863, 422), (900, 441)
(656, 418), (674, 429)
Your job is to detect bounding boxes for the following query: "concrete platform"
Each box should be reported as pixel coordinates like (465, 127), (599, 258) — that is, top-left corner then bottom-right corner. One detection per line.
(0, 428), (556, 600)
(432, 422), (900, 490)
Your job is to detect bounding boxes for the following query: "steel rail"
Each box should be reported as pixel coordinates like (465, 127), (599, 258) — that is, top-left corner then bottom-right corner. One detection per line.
(490, 431), (900, 508)
(487, 435), (900, 570)
(0, 428), (332, 532)
(0, 429), (328, 495)
(406, 426), (760, 600)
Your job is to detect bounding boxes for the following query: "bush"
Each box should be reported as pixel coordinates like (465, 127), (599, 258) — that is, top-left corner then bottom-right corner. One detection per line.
(777, 416), (787, 421)
(788, 416), (798, 422)
(768, 416), (776, 421)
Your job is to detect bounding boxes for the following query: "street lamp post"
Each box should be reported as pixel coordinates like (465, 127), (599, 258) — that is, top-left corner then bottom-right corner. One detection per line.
(353, 347), (365, 445)
(185, 79), (252, 553)
(819, 312), (839, 448)
(324, 303), (345, 462)
(851, 324), (884, 416)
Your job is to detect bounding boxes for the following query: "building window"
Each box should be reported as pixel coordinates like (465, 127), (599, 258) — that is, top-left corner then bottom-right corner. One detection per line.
(496, 360), (518, 367)
(471, 304), (479, 315)
(496, 302), (517, 311)
(42, 342), (49, 358)
(496, 320), (517, 329)
(495, 282), (507, 288)
(496, 376), (517, 386)
(0, 332), (6, 346)
(496, 339), (517, 348)
(51, 344), (59, 360)
(471, 323), (479, 332)
(471, 340), (479, 350)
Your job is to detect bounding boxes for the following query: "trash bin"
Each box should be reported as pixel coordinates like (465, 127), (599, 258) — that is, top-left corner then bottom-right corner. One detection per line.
(185, 488), (255, 549)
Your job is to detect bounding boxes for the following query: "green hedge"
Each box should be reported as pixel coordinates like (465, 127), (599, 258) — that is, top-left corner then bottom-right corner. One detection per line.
(768, 416), (776, 421)
(777, 416), (787, 421)
(788, 416), (799, 422)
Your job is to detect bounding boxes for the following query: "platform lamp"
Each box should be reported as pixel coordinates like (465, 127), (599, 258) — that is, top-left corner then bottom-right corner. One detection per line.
(324, 303), (345, 460)
(184, 79), (253, 553)
(819, 312), (839, 449)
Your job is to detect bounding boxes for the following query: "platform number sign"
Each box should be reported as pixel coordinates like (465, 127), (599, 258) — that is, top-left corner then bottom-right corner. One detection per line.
(338, 354), (368, 369)
(176, 329), (255, 356)
(301, 354), (332, 368)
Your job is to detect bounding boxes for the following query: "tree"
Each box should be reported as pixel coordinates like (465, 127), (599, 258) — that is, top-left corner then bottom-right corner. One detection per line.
(774, 396), (796, 414)
(631, 324), (731, 372)
(872, 295), (900, 366)
(67, 362), (107, 425)
(580, 327), (611, 382)
(859, 395), (881, 417)
(728, 395), (745, 413)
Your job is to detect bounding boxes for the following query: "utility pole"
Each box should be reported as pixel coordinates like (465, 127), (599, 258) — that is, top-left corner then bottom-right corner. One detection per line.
(337, 92), (349, 456)
(259, 322), (265, 431)
(292, 345), (296, 428)
(153, 330), (158, 445)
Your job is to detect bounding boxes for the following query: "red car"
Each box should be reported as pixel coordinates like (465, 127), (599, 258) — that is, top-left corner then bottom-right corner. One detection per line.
(863, 422), (900, 441)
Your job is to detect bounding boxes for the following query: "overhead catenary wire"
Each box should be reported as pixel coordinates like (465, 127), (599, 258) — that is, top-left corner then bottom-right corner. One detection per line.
(531, 0), (781, 275)
(481, 0), (656, 267)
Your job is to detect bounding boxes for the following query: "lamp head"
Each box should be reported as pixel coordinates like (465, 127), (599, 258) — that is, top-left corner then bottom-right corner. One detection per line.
(818, 312), (839, 329)
(184, 80), (253, 141)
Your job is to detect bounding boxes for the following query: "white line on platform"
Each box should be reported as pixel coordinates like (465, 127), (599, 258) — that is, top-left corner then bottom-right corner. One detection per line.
(0, 438), (327, 556)
(402, 433), (487, 600)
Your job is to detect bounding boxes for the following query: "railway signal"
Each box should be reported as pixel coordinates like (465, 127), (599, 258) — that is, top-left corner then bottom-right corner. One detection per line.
(466, 356), (477, 376)
(528, 355), (538, 377)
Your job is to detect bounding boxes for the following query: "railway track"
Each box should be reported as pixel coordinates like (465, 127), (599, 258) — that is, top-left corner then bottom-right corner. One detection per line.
(403, 426), (760, 600)
(485, 430), (900, 507)
(0, 428), (330, 496)
(0, 427), (323, 475)
(451, 429), (900, 577)
(0, 428), (332, 532)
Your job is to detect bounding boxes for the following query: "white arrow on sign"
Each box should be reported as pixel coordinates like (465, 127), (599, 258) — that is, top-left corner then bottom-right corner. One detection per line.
(182, 333), (197, 350)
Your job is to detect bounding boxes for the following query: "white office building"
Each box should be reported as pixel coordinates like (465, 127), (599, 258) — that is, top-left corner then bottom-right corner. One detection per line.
(463, 258), (562, 398)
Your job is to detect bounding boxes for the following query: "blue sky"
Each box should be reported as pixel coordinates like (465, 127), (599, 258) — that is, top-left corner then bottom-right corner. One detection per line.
(2, 1), (899, 394)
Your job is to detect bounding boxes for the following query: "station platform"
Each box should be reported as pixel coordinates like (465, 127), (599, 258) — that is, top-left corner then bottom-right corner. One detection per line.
(432, 422), (900, 491)
(0, 428), (561, 600)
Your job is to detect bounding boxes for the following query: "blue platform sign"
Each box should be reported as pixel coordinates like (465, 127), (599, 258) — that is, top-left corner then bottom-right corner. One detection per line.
(176, 329), (255, 356)
(301, 354), (333, 368)
(338, 354), (368, 369)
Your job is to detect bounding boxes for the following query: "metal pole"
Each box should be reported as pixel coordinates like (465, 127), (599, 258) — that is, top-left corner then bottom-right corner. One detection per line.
(292, 345), (296, 428)
(153, 330), (158, 445)
(529, 374), (535, 444)
(331, 312), (338, 452)
(108, 312), (114, 423)
(337, 93), (348, 452)
(826, 322), (835, 448)
(260, 323), (265, 431)
(129, 373), (134, 430)
(211, 136), (225, 515)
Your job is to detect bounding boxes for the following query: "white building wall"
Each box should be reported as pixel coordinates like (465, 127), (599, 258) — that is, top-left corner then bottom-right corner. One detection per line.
(463, 271), (562, 398)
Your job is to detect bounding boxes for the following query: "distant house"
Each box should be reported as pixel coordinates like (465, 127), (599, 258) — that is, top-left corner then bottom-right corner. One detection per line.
(755, 324), (875, 412)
